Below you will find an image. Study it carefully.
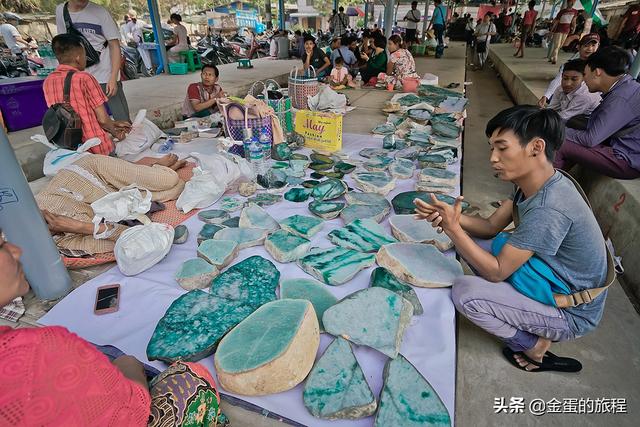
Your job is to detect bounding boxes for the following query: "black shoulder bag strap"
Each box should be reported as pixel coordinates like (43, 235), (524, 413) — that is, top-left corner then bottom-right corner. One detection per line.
(63, 2), (74, 32)
(63, 70), (75, 104)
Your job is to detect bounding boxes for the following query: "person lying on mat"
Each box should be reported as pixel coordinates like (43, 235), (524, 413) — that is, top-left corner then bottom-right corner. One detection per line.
(36, 154), (186, 256)
(182, 63), (226, 118)
(44, 33), (132, 156)
(301, 34), (331, 80)
(415, 106), (609, 373)
(0, 234), (225, 426)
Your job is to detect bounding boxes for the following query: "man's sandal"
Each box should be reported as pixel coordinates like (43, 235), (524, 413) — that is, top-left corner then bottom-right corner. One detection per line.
(502, 347), (583, 373)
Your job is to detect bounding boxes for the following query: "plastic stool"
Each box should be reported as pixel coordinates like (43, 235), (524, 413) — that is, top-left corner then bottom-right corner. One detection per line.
(179, 50), (202, 72)
(237, 58), (253, 69)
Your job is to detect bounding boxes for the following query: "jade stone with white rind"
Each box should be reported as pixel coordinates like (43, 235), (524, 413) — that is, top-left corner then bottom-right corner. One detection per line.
(374, 354), (451, 427)
(340, 203), (390, 225)
(215, 299), (320, 396)
(359, 147), (388, 159)
(279, 278), (338, 332)
(197, 239), (239, 268)
(391, 191), (470, 215)
(210, 255), (280, 308)
(376, 243), (463, 288)
(298, 246), (376, 286)
(328, 218), (396, 252)
(213, 227), (269, 249)
(352, 172), (396, 195)
(146, 290), (254, 362)
(369, 267), (423, 315)
(280, 214), (324, 239)
(311, 178), (348, 201)
(265, 230), (311, 263)
(394, 146), (422, 161)
(418, 167), (458, 187)
(414, 182), (455, 194)
(364, 157), (393, 172)
(175, 258), (219, 290)
(198, 209), (230, 224)
(173, 224), (189, 244)
(322, 287), (413, 358)
(239, 203), (280, 232)
(221, 216), (240, 228)
(389, 215), (454, 251)
(344, 192), (389, 207)
(284, 187), (312, 202)
(198, 224), (223, 244)
(308, 201), (346, 220)
(389, 158), (416, 179)
(303, 337), (377, 419)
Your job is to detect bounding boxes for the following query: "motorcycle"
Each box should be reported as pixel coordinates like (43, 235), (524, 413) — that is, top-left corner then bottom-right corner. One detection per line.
(0, 54), (29, 78)
(121, 44), (152, 80)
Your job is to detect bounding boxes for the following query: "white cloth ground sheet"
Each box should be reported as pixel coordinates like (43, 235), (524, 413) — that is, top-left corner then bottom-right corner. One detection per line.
(40, 132), (461, 427)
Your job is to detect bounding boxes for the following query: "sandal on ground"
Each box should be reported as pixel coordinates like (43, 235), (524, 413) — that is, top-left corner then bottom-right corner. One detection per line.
(502, 347), (583, 373)
(446, 82), (460, 89)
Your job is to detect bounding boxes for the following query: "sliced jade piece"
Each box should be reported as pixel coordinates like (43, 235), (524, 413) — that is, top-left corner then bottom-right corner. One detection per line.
(290, 153), (309, 161)
(322, 287), (413, 358)
(302, 179), (321, 188)
(175, 258), (219, 290)
(210, 255), (280, 308)
(389, 158), (416, 179)
(334, 162), (356, 174)
(280, 214), (324, 239)
(257, 168), (287, 189)
(197, 224), (223, 244)
(418, 154), (449, 169)
(375, 354), (451, 427)
(197, 239), (239, 269)
(317, 170), (345, 179)
(391, 191), (469, 215)
(344, 191), (390, 207)
(173, 224), (189, 244)
(389, 215), (453, 251)
(239, 203), (280, 232)
(328, 218), (396, 252)
(369, 267), (423, 315)
(247, 193), (282, 207)
(415, 182), (455, 194)
(310, 162), (334, 171)
(364, 157), (394, 172)
(198, 209), (230, 224)
(221, 216), (240, 228)
(394, 146), (422, 161)
(272, 143), (292, 160)
(265, 230), (311, 263)
(383, 134), (396, 150)
(372, 123), (396, 135)
(213, 227), (269, 249)
(219, 196), (245, 212)
(287, 176), (304, 186)
(359, 147), (388, 159)
(146, 290), (254, 362)
(311, 178), (348, 201)
(376, 243), (463, 288)
(280, 278), (337, 332)
(340, 203), (390, 225)
(303, 337), (376, 419)
(284, 187), (312, 202)
(352, 172), (396, 195)
(298, 246), (375, 286)
(310, 153), (334, 164)
(272, 161), (289, 169)
(310, 172), (324, 180)
(417, 167), (458, 187)
(308, 200), (346, 220)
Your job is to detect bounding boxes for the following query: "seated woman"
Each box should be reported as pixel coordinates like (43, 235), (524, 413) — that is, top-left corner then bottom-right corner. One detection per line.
(36, 154), (186, 255)
(385, 34), (419, 89)
(301, 35), (331, 80)
(182, 64), (226, 118)
(0, 235), (224, 426)
(359, 35), (388, 85)
(166, 13), (189, 64)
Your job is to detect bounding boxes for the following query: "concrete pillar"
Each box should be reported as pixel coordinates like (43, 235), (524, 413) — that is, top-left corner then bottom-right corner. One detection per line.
(384, 0), (395, 38)
(278, 0), (285, 30)
(147, 0), (168, 74)
(422, 0), (431, 41)
(265, 0), (273, 29)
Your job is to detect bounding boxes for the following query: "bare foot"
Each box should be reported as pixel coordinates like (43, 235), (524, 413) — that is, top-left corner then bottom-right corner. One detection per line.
(154, 154), (179, 168)
(513, 337), (551, 371)
(169, 159), (187, 171)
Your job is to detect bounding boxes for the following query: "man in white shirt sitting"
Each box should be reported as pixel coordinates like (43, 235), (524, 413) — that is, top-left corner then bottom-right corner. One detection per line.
(547, 58), (601, 122)
(0, 15), (29, 56)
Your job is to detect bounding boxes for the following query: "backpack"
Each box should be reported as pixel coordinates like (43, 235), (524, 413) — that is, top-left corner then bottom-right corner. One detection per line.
(63, 2), (105, 68)
(42, 71), (84, 150)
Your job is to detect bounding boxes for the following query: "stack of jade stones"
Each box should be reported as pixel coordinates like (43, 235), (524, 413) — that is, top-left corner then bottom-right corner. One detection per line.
(147, 84), (467, 426)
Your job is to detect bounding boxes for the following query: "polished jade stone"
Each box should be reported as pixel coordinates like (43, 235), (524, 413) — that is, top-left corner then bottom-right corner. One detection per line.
(284, 159), (310, 178)
(344, 191), (389, 207)
(284, 187), (312, 202)
(310, 162), (334, 171)
(352, 172), (396, 195)
(239, 203), (280, 232)
(432, 121), (461, 139)
(383, 134), (396, 150)
(369, 267), (423, 315)
(280, 214), (324, 239)
(428, 146), (457, 161)
(302, 179), (321, 188)
(322, 287), (413, 358)
(175, 258), (218, 290)
(213, 227), (269, 249)
(316, 170), (344, 179)
(388, 215), (453, 251)
(247, 193), (282, 207)
(221, 216), (240, 228)
(146, 290), (254, 362)
(308, 201), (346, 220)
(310, 172), (324, 180)
(280, 278), (338, 332)
(391, 191), (469, 215)
(328, 218), (396, 252)
(272, 161), (289, 169)
(290, 153), (309, 161)
(364, 157), (394, 172)
(219, 196), (245, 212)
(197, 239), (239, 268)
(210, 255), (280, 308)
(287, 176), (304, 186)
(311, 178), (348, 201)
(197, 224), (223, 244)
(341, 203), (390, 225)
(334, 162), (356, 174)
(257, 169), (287, 189)
(198, 209), (230, 224)
(265, 230), (311, 263)
(272, 143), (292, 160)
(173, 224), (189, 244)
(359, 148), (388, 159)
(310, 153), (334, 164)
(375, 354), (451, 427)
(376, 243), (463, 288)
(298, 246), (376, 286)
(418, 154), (449, 169)
(389, 158), (416, 179)
(303, 337), (376, 419)
(394, 146), (422, 161)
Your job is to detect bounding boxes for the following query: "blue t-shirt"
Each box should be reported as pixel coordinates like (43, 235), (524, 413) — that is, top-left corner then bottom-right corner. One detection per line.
(330, 46), (357, 68)
(508, 171), (608, 336)
(433, 5), (447, 26)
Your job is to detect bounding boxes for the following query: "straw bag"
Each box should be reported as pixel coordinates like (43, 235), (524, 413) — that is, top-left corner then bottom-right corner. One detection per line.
(288, 66), (319, 110)
(249, 79), (293, 133)
(218, 100), (272, 142)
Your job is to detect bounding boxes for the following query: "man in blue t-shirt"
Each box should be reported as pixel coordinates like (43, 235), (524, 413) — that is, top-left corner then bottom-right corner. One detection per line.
(415, 105), (609, 373)
(428, 0), (448, 48)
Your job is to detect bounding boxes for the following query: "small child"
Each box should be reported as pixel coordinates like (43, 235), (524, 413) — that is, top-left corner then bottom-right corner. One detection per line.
(328, 57), (355, 89)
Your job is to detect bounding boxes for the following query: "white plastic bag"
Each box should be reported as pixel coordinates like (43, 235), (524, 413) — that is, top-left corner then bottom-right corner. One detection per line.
(176, 167), (226, 213)
(189, 151), (255, 186)
(114, 222), (174, 276)
(90, 185), (152, 238)
(35, 136), (101, 177)
(307, 85), (347, 113)
(115, 110), (164, 157)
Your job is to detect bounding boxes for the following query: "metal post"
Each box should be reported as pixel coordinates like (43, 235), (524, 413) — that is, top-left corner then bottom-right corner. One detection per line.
(364, 2), (369, 28)
(334, 0), (339, 12)
(422, 0), (431, 42)
(631, 50), (640, 79)
(147, 0), (167, 74)
(384, 0), (395, 37)
(265, 0), (273, 29)
(279, 0), (286, 30)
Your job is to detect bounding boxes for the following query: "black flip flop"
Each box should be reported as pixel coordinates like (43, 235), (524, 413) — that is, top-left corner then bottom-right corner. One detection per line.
(446, 82), (460, 89)
(502, 347), (583, 373)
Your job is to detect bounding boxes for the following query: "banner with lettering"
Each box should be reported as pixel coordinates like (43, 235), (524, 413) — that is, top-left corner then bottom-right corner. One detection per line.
(294, 110), (343, 153)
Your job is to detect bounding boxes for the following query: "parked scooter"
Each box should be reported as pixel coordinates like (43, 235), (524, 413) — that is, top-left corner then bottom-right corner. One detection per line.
(0, 54), (29, 78)
(121, 45), (152, 80)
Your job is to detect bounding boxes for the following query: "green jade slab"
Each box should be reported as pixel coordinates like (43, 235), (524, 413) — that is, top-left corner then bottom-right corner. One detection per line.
(210, 255), (280, 308)
(247, 193), (282, 207)
(311, 178), (348, 201)
(308, 201), (346, 220)
(198, 209), (230, 224)
(146, 290), (254, 362)
(284, 187), (312, 202)
(389, 158), (416, 179)
(389, 215), (453, 251)
(334, 162), (356, 174)
(352, 172), (396, 195)
(376, 243), (464, 288)
(364, 157), (394, 172)
(303, 337), (377, 419)
(383, 134), (396, 150)
(375, 354), (451, 427)
(219, 196), (245, 212)
(265, 230), (311, 263)
(290, 153), (309, 161)
(369, 267), (423, 315)
(302, 179), (321, 188)
(213, 227), (269, 249)
(359, 148), (388, 159)
(310, 172), (325, 180)
(280, 278), (338, 332)
(310, 162), (334, 171)
(316, 170), (344, 179)
(418, 167), (458, 187)
(298, 246), (376, 286)
(344, 191), (389, 207)
(310, 153), (334, 164)
(197, 239), (239, 269)
(272, 143), (292, 160)
(418, 154), (449, 170)
(415, 182), (455, 194)
(239, 202), (280, 232)
(391, 191), (470, 215)
(280, 214), (324, 239)
(340, 203), (390, 225)
(284, 159), (311, 177)
(173, 224), (189, 244)
(322, 287), (413, 358)
(221, 216), (240, 228)
(175, 258), (219, 290)
(394, 146), (422, 161)
(328, 218), (396, 252)
(197, 224), (223, 244)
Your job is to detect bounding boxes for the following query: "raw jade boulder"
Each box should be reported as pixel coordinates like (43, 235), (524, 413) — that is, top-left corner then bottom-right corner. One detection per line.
(279, 278), (338, 332)
(210, 255), (280, 307)
(298, 246), (376, 286)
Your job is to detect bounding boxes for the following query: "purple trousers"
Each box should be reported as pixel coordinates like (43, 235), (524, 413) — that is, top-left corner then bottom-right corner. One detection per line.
(451, 276), (575, 352)
(553, 141), (640, 180)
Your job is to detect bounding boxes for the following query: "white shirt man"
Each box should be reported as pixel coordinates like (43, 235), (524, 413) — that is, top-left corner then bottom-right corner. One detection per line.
(0, 20), (28, 55)
(404, 7), (421, 30)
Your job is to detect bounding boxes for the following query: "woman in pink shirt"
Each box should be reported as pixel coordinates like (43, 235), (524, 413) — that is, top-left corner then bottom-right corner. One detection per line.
(514, 0), (538, 58)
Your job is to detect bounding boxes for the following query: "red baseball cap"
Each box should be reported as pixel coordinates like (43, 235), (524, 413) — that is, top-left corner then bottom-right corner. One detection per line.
(580, 33), (600, 46)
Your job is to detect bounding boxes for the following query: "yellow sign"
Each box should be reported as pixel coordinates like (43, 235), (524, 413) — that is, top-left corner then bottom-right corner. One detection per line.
(295, 110), (343, 152)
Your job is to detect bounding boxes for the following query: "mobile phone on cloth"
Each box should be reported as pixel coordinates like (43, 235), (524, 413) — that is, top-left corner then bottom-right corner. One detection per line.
(94, 284), (120, 315)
